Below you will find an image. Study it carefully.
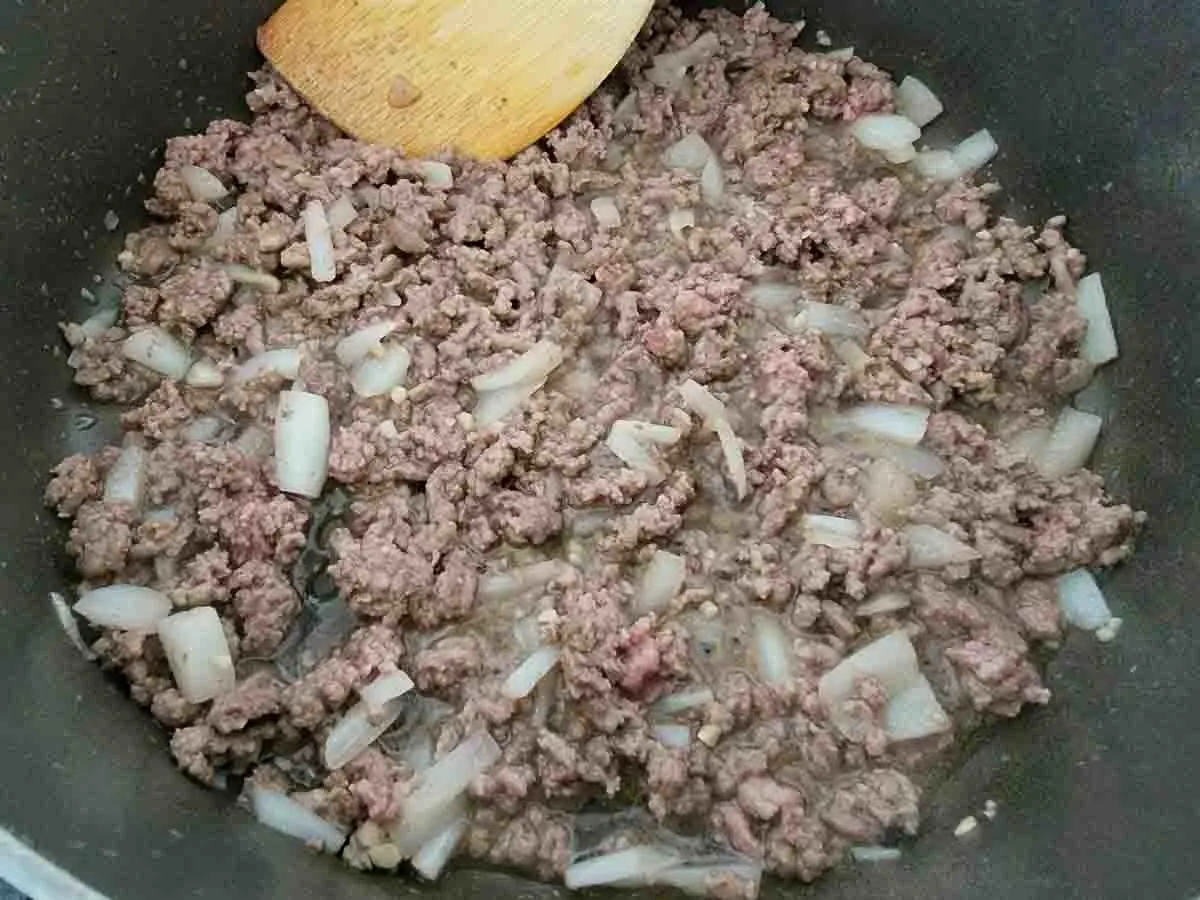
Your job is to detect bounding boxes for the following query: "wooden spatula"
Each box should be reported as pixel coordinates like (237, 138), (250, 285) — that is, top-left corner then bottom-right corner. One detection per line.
(258, 0), (654, 160)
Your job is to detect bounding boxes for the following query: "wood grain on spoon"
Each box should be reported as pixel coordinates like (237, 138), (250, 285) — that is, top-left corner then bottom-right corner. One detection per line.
(259, 0), (654, 160)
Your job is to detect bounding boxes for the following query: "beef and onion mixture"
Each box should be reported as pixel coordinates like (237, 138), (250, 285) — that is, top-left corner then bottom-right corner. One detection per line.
(46, 4), (1140, 896)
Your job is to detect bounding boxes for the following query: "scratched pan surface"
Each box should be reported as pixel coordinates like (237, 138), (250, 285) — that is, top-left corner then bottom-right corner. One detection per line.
(0, 0), (1196, 898)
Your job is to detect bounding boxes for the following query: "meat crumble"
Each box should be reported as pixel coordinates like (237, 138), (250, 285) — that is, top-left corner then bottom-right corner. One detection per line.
(46, 3), (1140, 896)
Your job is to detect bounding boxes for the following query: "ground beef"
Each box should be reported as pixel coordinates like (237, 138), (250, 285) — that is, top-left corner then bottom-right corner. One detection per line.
(47, 3), (1141, 897)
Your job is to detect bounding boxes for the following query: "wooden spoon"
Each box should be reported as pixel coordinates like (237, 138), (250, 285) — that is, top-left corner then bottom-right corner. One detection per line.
(259, 0), (654, 160)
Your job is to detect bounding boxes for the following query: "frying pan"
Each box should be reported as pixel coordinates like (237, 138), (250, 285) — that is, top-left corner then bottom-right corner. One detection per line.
(1, 0), (1197, 897)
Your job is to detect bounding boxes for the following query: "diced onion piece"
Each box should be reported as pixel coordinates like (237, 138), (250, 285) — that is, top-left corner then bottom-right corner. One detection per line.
(825, 46), (855, 61)
(122, 326), (191, 380)
(417, 161), (454, 188)
(512, 615), (543, 653)
(651, 723), (692, 749)
(390, 794), (467, 859)
(884, 675), (952, 741)
(412, 817), (468, 881)
(303, 200), (336, 283)
(1056, 569), (1114, 630)
(360, 671), (416, 716)
(180, 165), (229, 202)
(952, 129), (999, 174)
(792, 302), (870, 341)
(324, 698), (406, 770)
(894, 76), (944, 127)
(855, 591), (912, 618)
(700, 157), (725, 207)
(185, 359), (224, 388)
(103, 442), (147, 506)
(668, 208), (696, 239)
(748, 281), (804, 312)
(851, 846), (903, 863)
(831, 339), (871, 373)
(714, 420), (748, 500)
(605, 425), (655, 472)
(655, 860), (763, 897)
(913, 149), (963, 181)
(590, 196), (622, 229)
(1075, 273), (1119, 365)
(625, 421), (683, 445)
(821, 403), (931, 446)
(678, 379), (728, 425)
(222, 264), (281, 293)
(820, 630), (920, 705)
(248, 784), (346, 853)
(502, 647), (562, 700)
(205, 206), (238, 250)
(662, 132), (714, 173)
(904, 524), (980, 568)
(157, 606), (236, 703)
(232, 347), (303, 383)
(882, 143), (918, 164)
(74, 584), (171, 631)
(326, 194), (357, 231)
(850, 114), (921, 152)
(638, 550), (687, 613)
(647, 32), (720, 89)
(1009, 426), (1051, 460)
(403, 732), (502, 822)
(479, 560), (568, 603)
(473, 381), (545, 427)
(752, 615), (793, 686)
(849, 438), (947, 479)
(50, 592), (95, 660)
(652, 688), (715, 717)
(863, 458), (918, 522)
(565, 845), (683, 890)
(471, 341), (564, 393)
(1035, 407), (1102, 478)
(802, 514), (862, 550)
(78, 306), (120, 338)
(274, 390), (330, 499)
(352, 344), (411, 398)
(336, 320), (398, 367)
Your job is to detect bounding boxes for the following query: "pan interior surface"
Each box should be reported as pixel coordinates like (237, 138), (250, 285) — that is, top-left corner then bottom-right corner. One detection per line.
(0, 0), (1196, 898)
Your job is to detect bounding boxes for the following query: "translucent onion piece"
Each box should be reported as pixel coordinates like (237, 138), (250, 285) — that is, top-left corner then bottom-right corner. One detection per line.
(336, 320), (398, 367)
(391, 794), (469, 859)
(830, 404), (931, 446)
(668, 208), (696, 239)
(831, 339), (871, 373)
(412, 817), (468, 881)
(851, 845), (903, 862)
(748, 281), (804, 312)
(324, 696), (409, 770)
(662, 132), (714, 173)
(351, 344), (411, 398)
(232, 348), (303, 383)
(471, 341), (564, 393)
(274, 390), (330, 499)
(417, 161), (454, 188)
(883, 674), (952, 741)
(904, 524), (981, 568)
(678, 379), (728, 424)
(473, 380), (546, 427)
(848, 438), (947, 479)
(912, 149), (962, 181)
(802, 514), (862, 550)
(863, 458), (918, 522)
(157, 606), (236, 703)
(122, 326), (191, 380)
(478, 560), (569, 603)
(819, 630), (920, 707)
(303, 200), (336, 283)
(854, 591), (912, 618)
(651, 723), (692, 749)
(700, 157), (725, 207)
(1035, 407), (1102, 478)
(565, 845), (683, 890)
(402, 732), (502, 822)
(850, 114), (921, 152)
(792, 302), (870, 340)
(180, 165), (229, 202)
(1056, 568), (1114, 630)
(103, 442), (147, 507)
(714, 420), (748, 500)
(1075, 273), (1119, 365)
(77, 306), (119, 339)
(248, 784), (346, 853)
(590, 196), (622, 229)
(894, 76), (944, 127)
(651, 688), (715, 717)
(752, 615), (793, 686)
(185, 359), (224, 388)
(825, 46), (855, 61)
(501, 646), (562, 699)
(205, 206), (238, 250)
(637, 550), (687, 613)
(882, 143), (918, 164)
(326, 194), (357, 231)
(74, 584), (171, 631)
(647, 32), (720, 89)
(952, 129), (999, 174)
(222, 264), (281, 293)
(1009, 425), (1051, 460)
(360, 670), (416, 716)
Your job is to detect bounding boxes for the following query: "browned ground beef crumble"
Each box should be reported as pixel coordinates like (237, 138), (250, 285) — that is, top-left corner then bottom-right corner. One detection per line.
(46, 3), (1140, 895)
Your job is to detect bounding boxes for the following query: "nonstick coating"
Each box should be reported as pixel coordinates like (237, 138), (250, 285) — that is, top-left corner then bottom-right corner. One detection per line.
(1, 1), (1197, 898)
